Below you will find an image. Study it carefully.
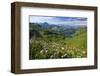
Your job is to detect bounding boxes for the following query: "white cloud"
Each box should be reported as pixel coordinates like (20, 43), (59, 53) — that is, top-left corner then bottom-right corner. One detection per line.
(29, 16), (87, 26)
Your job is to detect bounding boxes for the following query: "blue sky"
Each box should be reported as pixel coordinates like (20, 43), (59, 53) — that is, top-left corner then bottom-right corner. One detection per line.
(29, 16), (87, 26)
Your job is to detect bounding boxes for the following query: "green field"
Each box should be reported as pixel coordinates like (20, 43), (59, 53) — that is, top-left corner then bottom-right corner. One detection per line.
(29, 23), (87, 59)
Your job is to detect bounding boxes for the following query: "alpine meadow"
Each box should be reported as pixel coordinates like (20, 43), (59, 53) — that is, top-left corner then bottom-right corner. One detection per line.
(29, 16), (87, 60)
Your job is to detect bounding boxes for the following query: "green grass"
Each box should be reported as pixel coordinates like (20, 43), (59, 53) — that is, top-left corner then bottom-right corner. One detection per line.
(29, 23), (87, 59)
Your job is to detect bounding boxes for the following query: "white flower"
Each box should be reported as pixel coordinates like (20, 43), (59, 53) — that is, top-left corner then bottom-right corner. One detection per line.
(40, 50), (43, 53)
(50, 55), (53, 58)
(83, 51), (86, 54)
(61, 47), (64, 50)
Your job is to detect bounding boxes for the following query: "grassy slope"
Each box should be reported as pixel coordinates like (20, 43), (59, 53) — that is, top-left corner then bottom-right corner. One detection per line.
(65, 29), (87, 58)
(29, 23), (87, 59)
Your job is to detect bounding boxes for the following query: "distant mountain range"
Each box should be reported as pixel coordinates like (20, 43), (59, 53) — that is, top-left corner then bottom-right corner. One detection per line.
(30, 22), (87, 29)
(29, 22), (87, 38)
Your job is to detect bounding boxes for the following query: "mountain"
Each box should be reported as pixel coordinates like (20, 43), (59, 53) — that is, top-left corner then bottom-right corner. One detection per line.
(33, 22), (87, 29)
(29, 22), (87, 38)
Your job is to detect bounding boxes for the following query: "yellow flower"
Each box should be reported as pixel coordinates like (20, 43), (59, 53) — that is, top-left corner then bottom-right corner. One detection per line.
(61, 47), (64, 50)
(83, 51), (86, 54)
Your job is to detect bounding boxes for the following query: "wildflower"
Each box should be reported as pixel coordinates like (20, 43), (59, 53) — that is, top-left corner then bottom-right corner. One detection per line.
(61, 55), (64, 58)
(75, 48), (80, 52)
(61, 47), (64, 50)
(63, 54), (67, 57)
(50, 55), (53, 58)
(40, 50), (44, 53)
(45, 49), (48, 53)
(83, 51), (86, 54)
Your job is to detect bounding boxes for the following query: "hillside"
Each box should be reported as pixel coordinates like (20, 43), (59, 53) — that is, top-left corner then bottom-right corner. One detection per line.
(29, 23), (87, 59)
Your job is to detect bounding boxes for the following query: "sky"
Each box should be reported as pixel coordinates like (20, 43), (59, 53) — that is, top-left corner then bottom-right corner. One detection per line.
(29, 16), (87, 26)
